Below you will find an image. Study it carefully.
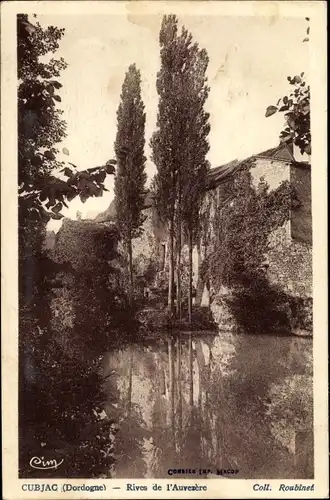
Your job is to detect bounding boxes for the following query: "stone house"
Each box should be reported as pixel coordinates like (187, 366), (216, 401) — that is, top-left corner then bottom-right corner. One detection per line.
(198, 142), (312, 334)
(201, 142), (312, 297)
(95, 142), (312, 330)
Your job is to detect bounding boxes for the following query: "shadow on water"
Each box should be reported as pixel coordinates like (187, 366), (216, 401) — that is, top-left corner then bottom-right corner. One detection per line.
(103, 330), (313, 480)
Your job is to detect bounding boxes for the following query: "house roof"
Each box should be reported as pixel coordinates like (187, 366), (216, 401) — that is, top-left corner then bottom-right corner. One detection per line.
(207, 159), (241, 187)
(207, 142), (297, 188)
(256, 141), (295, 161)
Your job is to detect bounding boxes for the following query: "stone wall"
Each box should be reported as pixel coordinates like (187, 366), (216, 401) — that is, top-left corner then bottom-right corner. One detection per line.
(201, 158), (312, 335)
(132, 207), (167, 273)
(290, 164), (312, 244)
(266, 227), (313, 298)
(251, 158), (291, 190)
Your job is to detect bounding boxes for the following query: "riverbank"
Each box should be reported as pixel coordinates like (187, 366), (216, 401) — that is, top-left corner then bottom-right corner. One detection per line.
(136, 305), (218, 338)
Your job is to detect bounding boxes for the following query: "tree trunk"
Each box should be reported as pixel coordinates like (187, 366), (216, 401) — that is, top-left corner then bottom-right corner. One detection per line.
(127, 238), (134, 306)
(188, 333), (193, 409)
(168, 217), (175, 313)
(127, 347), (133, 418)
(207, 348), (213, 461)
(196, 340), (204, 460)
(195, 238), (203, 306)
(168, 337), (175, 450)
(176, 224), (182, 319)
(197, 237), (201, 278)
(188, 228), (193, 324)
(188, 229), (194, 407)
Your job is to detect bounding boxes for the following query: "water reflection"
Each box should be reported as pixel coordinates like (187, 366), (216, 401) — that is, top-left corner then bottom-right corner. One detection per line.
(103, 332), (313, 479)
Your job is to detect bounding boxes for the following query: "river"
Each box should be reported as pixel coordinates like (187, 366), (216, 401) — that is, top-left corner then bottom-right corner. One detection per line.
(102, 331), (313, 480)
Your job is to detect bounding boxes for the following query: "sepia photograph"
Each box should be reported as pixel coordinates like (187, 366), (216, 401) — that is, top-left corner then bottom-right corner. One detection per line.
(1, 1), (328, 497)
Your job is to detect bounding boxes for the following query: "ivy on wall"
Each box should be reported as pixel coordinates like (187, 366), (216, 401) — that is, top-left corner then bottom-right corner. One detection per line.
(205, 165), (298, 288)
(202, 164), (303, 334)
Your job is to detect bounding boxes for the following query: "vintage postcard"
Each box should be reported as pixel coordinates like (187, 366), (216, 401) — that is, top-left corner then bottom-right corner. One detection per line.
(1, 1), (328, 498)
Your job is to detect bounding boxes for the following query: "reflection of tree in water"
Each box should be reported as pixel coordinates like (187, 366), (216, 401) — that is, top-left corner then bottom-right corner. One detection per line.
(148, 349), (176, 478)
(104, 347), (150, 478)
(148, 337), (213, 478)
(181, 411), (209, 473)
(149, 410), (208, 478)
(113, 403), (148, 478)
(105, 332), (312, 479)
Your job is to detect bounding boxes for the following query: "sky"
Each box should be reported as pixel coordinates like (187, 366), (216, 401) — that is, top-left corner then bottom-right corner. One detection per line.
(37, 12), (309, 231)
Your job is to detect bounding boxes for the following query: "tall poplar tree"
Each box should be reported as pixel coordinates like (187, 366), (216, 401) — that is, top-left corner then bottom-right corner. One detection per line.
(114, 64), (147, 304)
(151, 15), (210, 321)
(151, 15), (209, 314)
(181, 49), (210, 325)
(151, 15), (178, 313)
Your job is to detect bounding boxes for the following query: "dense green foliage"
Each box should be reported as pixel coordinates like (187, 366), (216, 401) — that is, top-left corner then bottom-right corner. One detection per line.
(18, 15), (115, 230)
(203, 165), (301, 334)
(151, 15), (210, 229)
(18, 12), (117, 338)
(206, 166), (298, 288)
(150, 15), (183, 227)
(265, 19), (311, 155)
(18, 15), (122, 478)
(179, 50), (210, 239)
(265, 73), (311, 155)
(20, 215), (147, 477)
(52, 220), (139, 350)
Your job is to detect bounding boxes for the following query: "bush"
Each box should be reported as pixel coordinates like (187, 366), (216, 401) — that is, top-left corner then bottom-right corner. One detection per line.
(289, 296), (313, 333)
(225, 279), (293, 335)
(224, 278), (313, 336)
(178, 306), (217, 331)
